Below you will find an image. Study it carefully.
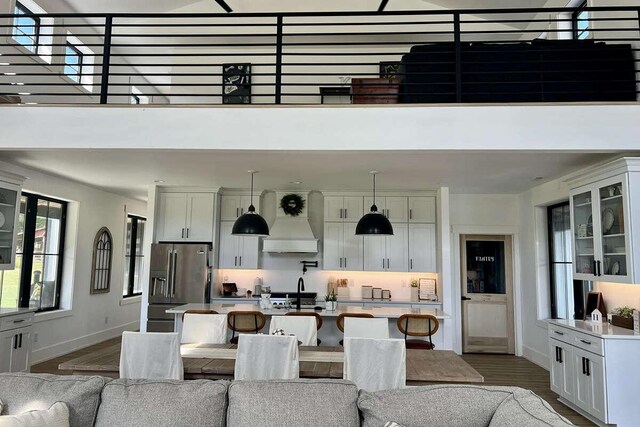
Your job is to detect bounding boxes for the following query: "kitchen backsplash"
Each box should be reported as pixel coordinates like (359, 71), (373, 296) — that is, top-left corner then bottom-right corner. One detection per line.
(216, 268), (439, 300)
(595, 281), (640, 312)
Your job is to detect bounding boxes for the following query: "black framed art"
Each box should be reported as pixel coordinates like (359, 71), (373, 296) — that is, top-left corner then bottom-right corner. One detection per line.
(223, 63), (252, 104)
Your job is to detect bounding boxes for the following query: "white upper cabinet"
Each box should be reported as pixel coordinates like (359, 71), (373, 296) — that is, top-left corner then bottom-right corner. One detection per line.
(409, 197), (436, 223)
(409, 223), (437, 272)
(220, 195), (260, 221)
(323, 222), (363, 271)
(218, 221), (259, 270)
(0, 172), (25, 270)
(568, 158), (640, 284)
(363, 223), (409, 272)
(324, 196), (363, 222)
(157, 192), (215, 242)
(364, 196), (408, 222)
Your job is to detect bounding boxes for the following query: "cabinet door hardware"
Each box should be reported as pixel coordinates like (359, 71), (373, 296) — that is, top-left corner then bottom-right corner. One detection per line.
(592, 260), (597, 276)
(18, 333), (22, 348)
(241, 208), (244, 215)
(554, 330), (564, 336)
(186, 228), (190, 238)
(409, 209), (413, 220)
(344, 209), (348, 219)
(339, 209), (343, 219)
(596, 260), (602, 276)
(382, 258), (385, 269)
(239, 256), (242, 266)
(181, 228), (185, 238)
(340, 258), (343, 268)
(236, 207), (239, 218)
(234, 256), (237, 266)
(585, 358), (591, 376)
(13, 334), (17, 350)
(344, 258), (347, 269)
(558, 347), (563, 363)
(13, 319), (25, 324)
(580, 339), (592, 345)
(410, 259), (413, 270)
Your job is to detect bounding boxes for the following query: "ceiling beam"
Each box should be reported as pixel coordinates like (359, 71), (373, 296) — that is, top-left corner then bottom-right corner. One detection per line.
(378, 0), (390, 12)
(214, 0), (233, 13)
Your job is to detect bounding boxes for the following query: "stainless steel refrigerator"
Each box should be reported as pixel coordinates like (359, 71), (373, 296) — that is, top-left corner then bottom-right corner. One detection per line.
(147, 242), (211, 332)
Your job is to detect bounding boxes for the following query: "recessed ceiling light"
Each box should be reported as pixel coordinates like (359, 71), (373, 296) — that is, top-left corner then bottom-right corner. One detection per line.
(290, 181), (302, 185)
(154, 180), (165, 183)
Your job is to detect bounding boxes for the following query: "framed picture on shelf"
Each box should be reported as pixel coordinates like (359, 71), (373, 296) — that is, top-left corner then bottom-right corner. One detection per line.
(222, 63), (252, 104)
(419, 278), (437, 301)
(379, 61), (402, 79)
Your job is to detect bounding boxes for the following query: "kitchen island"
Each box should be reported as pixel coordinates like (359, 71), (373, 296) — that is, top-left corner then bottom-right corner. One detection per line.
(166, 303), (451, 348)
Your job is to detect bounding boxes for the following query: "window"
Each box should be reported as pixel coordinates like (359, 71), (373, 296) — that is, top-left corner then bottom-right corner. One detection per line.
(91, 227), (112, 294)
(130, 94), (141, 105)
(548, 202), (591, 319)
(0, 192), (67, 312)
(64, 43), (83, 83)
(572, 1), (590, 40)
(12, 2), (40, 52)
(123, 215), (145, 298)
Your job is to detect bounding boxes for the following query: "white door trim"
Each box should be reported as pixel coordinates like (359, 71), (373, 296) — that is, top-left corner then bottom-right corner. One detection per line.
(451, 225), (522, 357)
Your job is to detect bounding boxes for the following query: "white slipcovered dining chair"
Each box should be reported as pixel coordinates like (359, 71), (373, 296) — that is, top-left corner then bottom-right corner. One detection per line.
(344, 317), (390, 340)
(119, 331), (183, 380)
(235, 334), (299, 380)
(343, 337), (406, 392)
(181, 313), (228, 344)
(269, 316), (318, 346)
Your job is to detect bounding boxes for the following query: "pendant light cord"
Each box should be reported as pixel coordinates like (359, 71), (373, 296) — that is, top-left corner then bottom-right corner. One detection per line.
(250, 171), (254, 207)
(373, 173), (376, 206)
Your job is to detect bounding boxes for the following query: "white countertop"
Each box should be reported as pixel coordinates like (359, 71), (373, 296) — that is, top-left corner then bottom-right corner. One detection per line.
(0, 307), (36, 318)
(167, 303), (450, 319)
(549, 319), (640, 339)
(210, 296), (441, 306)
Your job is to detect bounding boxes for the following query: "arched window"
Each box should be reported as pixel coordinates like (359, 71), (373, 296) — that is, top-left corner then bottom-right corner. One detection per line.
(91, 227), (113, 294)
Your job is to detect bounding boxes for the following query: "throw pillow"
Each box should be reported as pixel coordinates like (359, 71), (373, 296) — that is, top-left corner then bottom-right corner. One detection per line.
(0, 399), (3, 415)
(0, 402), (69, 427)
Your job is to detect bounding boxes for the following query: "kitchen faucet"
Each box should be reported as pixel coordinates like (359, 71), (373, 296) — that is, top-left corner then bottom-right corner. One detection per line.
(295, 261), (318, 310)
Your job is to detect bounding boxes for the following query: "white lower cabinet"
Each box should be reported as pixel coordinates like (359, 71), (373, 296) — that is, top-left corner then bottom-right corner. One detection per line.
(0, 313), (34, 373)
(218, 221), (259, 269)
(547, 321), (640, 426)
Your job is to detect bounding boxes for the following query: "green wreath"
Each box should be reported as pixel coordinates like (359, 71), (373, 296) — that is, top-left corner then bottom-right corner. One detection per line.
(280, 193), (305, 216)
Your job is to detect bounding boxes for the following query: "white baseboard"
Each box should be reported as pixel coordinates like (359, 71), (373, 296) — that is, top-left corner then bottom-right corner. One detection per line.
(31, 321), (139, 365)
(522, 344), (550, 371)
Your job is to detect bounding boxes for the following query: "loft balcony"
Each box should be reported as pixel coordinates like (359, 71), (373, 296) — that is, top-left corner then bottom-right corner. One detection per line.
(0, 5), (638, 107)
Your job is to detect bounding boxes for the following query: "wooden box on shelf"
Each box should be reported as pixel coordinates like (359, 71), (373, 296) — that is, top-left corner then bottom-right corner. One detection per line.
(611, 315), (634, 330)
(351, 78), (400, 104)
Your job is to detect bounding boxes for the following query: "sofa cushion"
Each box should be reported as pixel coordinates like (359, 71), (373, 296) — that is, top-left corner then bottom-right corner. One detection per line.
(358, 385), (523, 427)
(0, 401), (69, 427)
(489, 390), (573, 426)
(94, 379), (228, 427)
(0, 373), (106, 427)
(228, 379), (359, 427)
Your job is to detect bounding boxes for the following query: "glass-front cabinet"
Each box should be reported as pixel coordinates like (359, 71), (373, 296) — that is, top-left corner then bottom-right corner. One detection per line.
(569, 163), (636, 284)
(0, 172), (25, 270)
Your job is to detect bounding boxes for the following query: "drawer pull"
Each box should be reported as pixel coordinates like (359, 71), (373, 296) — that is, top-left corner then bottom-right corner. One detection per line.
(580, 339), (592, 345)
(554, 331), (564, 336)
(13, 319), (25, 324)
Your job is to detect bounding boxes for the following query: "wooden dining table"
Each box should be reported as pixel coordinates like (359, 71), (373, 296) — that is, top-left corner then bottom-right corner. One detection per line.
(58, 343), (484, 384)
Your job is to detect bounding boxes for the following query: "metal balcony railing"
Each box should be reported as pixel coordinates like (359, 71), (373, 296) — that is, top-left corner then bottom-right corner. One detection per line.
(0, 6), (638, 105)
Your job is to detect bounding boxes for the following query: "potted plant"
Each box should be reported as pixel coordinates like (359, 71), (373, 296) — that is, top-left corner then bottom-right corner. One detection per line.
(410, 279), (419, 302)
(611, 306), (635, 330)
(325, 291), (337, 311)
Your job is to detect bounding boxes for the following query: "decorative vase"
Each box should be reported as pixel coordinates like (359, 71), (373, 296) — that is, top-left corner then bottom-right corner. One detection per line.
(326, 301), (336, 311)
(410, 287), (419, 302)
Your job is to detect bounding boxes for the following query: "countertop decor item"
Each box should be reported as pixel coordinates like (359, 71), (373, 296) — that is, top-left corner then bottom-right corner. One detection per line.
(602, 208), (615, 234)
(325, 291), (337, 311)
(232, 170), (269, 236)
(356, 171), (393, 236)
(0, 211), (5, 229)
(410, 279), (419, 302)
(611, 306), (635, 330)
(279, 193), (305, 217)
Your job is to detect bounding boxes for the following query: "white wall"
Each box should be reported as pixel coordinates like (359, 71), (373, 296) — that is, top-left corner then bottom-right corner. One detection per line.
(449, 193), (521, 354)
(0, 159), (146, 363)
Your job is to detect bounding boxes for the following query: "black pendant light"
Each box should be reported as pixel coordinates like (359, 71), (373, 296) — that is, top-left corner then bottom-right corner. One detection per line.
(356, 171), (394, 236)
(232, 170), (269, 236)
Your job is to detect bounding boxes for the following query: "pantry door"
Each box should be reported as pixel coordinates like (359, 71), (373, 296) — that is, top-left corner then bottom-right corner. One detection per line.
(461, 235), (515, 354)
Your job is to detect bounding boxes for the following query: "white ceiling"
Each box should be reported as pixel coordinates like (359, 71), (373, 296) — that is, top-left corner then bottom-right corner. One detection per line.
(0, 149), (615, 201)
(57, 0), (556, 14)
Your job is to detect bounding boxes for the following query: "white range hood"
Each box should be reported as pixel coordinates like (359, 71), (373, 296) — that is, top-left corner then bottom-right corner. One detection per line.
(263, 191), (318, 253)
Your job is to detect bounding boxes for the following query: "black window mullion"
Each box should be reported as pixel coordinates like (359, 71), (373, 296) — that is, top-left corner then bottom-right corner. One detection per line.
(18, 195), (38, 308)
(127, 217), (138, 297)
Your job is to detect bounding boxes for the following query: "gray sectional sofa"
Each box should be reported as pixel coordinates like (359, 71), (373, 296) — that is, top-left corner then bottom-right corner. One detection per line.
(0, 373), (572, 427)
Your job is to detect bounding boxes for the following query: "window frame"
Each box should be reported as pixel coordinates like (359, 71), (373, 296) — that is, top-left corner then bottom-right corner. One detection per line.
(130, 94), (141, 105)
(18, 192), (67, 313)
(572, 0), (590, 40)
(124, 214), (145, 298)
(13, 1), (41, 53)
(64, 42), (84, 83)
